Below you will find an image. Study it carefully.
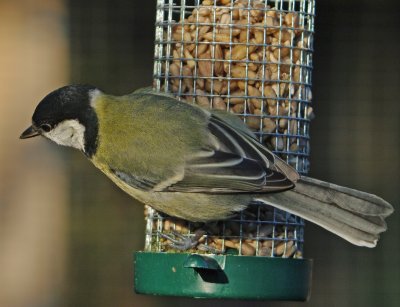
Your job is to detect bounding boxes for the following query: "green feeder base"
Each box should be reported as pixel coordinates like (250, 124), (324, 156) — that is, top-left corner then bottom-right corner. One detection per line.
(134, 252), (312, 300)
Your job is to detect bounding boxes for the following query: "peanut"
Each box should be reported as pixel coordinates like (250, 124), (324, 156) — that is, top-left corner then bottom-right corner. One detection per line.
(263, 117), (276, 133)
(212, 96), (227, 110)
(198, 51), (212, 77)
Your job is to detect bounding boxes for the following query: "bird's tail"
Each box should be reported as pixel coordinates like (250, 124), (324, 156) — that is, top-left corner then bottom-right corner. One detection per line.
(255, 176), (394, 247)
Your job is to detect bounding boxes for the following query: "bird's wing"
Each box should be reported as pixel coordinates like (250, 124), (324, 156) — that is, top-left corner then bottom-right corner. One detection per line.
(157, 111), (299, 193)
(101, 90), (299, 193)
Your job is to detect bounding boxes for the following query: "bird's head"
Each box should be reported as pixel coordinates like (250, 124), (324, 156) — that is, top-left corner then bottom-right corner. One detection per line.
(20, 84), (100, 157)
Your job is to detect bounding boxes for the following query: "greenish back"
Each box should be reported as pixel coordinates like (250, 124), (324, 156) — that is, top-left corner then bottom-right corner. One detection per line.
(92, 92), (209, 184)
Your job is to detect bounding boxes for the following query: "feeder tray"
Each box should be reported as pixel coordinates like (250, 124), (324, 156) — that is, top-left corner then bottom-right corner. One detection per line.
(134, 252), (312, 300)
(135, 0), (315, 300)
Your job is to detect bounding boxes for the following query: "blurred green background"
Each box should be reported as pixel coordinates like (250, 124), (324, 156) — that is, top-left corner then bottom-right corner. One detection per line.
(0, 0), (399, 306)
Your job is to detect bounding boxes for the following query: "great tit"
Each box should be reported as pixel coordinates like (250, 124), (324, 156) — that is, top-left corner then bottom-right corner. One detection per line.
(20, 85), (394, 247)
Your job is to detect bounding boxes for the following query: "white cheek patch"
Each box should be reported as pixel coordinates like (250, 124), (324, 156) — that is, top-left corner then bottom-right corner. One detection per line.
(43, 119), (86, 151)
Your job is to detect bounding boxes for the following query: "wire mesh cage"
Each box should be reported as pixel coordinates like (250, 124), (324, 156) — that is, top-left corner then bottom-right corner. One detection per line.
(148, 0), (315, 258)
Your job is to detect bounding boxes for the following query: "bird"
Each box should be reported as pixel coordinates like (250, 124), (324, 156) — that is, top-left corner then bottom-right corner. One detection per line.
(20, 84), (394, 248)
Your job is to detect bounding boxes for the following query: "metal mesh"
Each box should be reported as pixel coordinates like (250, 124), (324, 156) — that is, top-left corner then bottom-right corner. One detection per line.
(147, 0), (315, 257)
(145, 205), (304, 257)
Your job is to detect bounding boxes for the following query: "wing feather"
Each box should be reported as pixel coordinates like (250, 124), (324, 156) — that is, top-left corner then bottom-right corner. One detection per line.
(164, 112), (296, 193)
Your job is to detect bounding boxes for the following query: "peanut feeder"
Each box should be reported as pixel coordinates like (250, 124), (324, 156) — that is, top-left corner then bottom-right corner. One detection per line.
(135, 0), (315, 300)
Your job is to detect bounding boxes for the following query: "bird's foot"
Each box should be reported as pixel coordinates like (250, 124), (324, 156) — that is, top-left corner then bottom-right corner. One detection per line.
(159, 229), (206, 251)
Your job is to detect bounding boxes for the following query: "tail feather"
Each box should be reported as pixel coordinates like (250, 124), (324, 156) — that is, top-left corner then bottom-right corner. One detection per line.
(255, 176), (394, 248)
(296, 176), (394, 217)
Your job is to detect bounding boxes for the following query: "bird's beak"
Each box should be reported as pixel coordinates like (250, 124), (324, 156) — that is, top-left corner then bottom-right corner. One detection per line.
(20, 126), (40, 139)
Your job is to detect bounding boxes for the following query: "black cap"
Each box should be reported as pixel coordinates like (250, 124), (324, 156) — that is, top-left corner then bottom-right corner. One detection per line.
(21, 84), (99, 157)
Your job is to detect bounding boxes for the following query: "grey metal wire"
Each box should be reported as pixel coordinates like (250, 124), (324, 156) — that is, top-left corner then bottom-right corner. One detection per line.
(149, 0), (315, 257)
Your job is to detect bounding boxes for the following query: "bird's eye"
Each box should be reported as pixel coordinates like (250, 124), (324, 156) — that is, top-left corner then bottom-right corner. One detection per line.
(40, 124), (52, 132)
